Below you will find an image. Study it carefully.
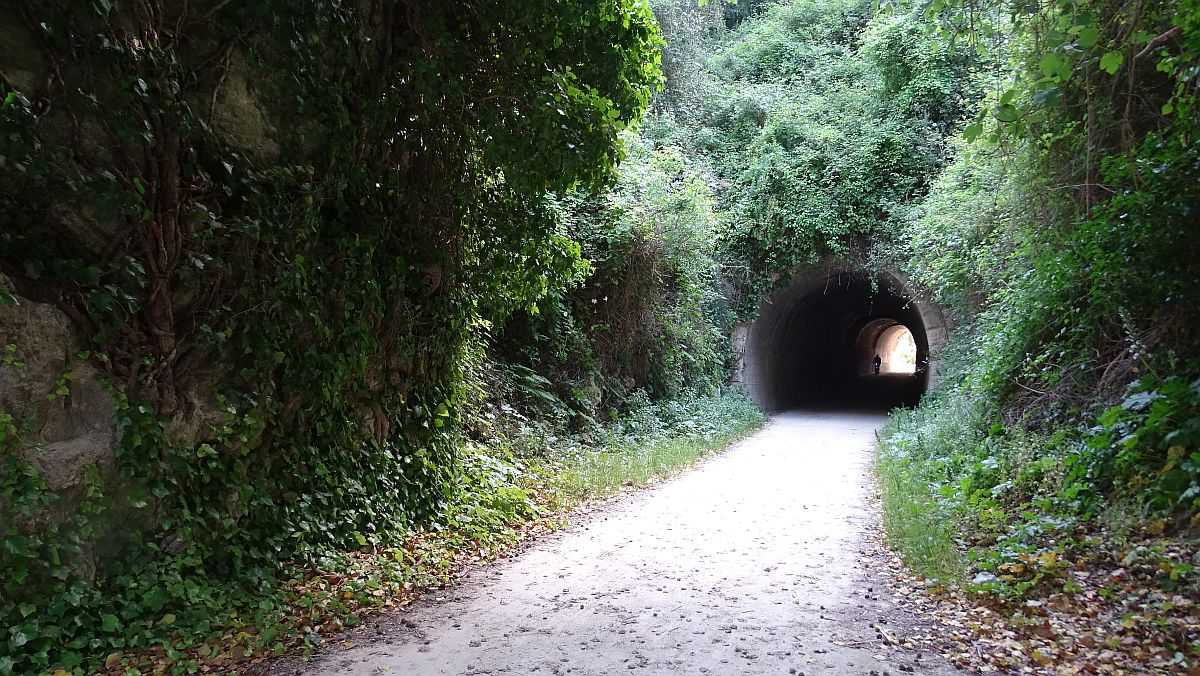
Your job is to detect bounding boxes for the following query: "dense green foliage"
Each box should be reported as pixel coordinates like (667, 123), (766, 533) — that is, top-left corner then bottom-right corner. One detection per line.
(494, 135), (730, 414)
(650, 0), (970, 299)
(0, 1), (664, 671)
(877, 0), (1200, 606)
(4, 0), (1198, 670)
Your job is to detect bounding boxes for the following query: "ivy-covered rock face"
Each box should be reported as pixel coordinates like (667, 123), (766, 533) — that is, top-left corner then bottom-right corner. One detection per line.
(0, 2), (660, 670)
(0, 276), (117, 502)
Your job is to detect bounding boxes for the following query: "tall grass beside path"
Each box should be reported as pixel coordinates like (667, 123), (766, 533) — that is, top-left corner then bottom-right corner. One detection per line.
(550, 390), (766, 504)
(875, 395), (980, 581)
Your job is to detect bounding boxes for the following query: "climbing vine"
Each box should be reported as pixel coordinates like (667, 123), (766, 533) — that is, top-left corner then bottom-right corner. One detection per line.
(0, 1), (661, 671)
(645, 0), (973, 307)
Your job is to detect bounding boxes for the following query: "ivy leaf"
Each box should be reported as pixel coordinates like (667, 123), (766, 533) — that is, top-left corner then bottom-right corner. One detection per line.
(101, 613), (120, 632)
(1099, 51), (1124, 74)
(963, 121), (984, 142)
(79, 266), (102, 286)
(91, 290), (115, 311)
(18, 603), (37, 617)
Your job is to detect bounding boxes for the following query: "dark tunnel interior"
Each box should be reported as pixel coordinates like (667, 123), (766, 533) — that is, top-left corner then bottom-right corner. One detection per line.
(743, 271), (932, 412)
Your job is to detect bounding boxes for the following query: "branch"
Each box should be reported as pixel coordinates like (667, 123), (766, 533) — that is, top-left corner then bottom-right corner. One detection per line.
(1134, 26), (1181, 60)
(1013, 379), (1049, 396)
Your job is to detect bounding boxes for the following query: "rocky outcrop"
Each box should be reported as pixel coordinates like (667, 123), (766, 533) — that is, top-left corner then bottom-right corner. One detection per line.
(0, 273), (118, 505)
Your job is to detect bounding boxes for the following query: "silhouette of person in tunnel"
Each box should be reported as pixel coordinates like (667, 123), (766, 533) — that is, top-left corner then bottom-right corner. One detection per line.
(873, 354), (882, 375)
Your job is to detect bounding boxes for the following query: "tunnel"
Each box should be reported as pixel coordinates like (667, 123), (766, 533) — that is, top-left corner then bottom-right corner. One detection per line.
(734, 267), (948, 412)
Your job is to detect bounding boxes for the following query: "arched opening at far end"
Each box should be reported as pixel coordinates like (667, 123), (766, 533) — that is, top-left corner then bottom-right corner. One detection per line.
(857, 321), (917, 376)
(880, 325), (917, 374)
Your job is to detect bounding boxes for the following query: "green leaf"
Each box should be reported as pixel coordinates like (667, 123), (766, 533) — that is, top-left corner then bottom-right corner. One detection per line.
(91, 290), (115, 311)
(101, 613), (119, 632)
(1039, 53), (1071, 82)
(1033, 87), (1061, 107)
(1075, 25), (1100, 48)
(79, 266), (102, 286)
(142, 583), (170, 609)
(1099, 51), (1124, 74)
(19, 602), (37, 617)
(995, 103), (1020, 123)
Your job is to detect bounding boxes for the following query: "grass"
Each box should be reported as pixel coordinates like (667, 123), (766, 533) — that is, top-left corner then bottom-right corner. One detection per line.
(555, 406), (765, 503)
(873, 394), (980, 581)
(874, 448), (965, 581)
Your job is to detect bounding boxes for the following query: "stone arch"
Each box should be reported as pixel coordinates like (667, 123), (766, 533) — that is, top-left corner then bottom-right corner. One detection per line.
(732, 262), (948, 411)
(856, 321), (917, 375)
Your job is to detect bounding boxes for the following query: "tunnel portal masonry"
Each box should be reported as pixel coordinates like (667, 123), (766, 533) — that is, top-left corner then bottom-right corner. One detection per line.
(733, 266), (948, 412)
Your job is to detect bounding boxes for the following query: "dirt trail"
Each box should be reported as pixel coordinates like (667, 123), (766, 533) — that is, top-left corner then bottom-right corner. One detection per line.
(274, 411), (961, 675)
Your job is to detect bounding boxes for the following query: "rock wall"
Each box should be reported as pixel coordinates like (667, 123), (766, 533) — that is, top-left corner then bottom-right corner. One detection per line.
(0, 274), (118, 523)
(0, 9), (271, 523)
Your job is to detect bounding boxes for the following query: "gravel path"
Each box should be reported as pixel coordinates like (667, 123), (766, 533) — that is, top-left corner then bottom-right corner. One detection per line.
(275, 411), (961, 675)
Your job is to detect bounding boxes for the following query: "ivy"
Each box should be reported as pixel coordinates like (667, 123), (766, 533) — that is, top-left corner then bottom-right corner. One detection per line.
(0, 1), (662, 671)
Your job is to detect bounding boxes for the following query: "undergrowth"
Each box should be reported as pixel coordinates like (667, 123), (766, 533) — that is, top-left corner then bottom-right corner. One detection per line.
(873, 0), (1200, 619)
(50, 388), (763, 675)
(548, 391), (765, 504)
(878, 373), (1200, 588)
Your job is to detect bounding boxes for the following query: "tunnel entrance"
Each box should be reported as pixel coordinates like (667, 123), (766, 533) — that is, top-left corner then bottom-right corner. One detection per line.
(735, 267), (947, 412)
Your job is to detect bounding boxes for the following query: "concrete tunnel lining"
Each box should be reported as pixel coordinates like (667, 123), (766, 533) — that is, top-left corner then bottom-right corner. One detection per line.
(734, 267), (948, 412)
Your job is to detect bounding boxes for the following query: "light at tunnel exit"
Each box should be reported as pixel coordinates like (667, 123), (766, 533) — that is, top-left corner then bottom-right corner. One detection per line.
(870, 324), (916, 375)
(891, 331), (917, 373)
